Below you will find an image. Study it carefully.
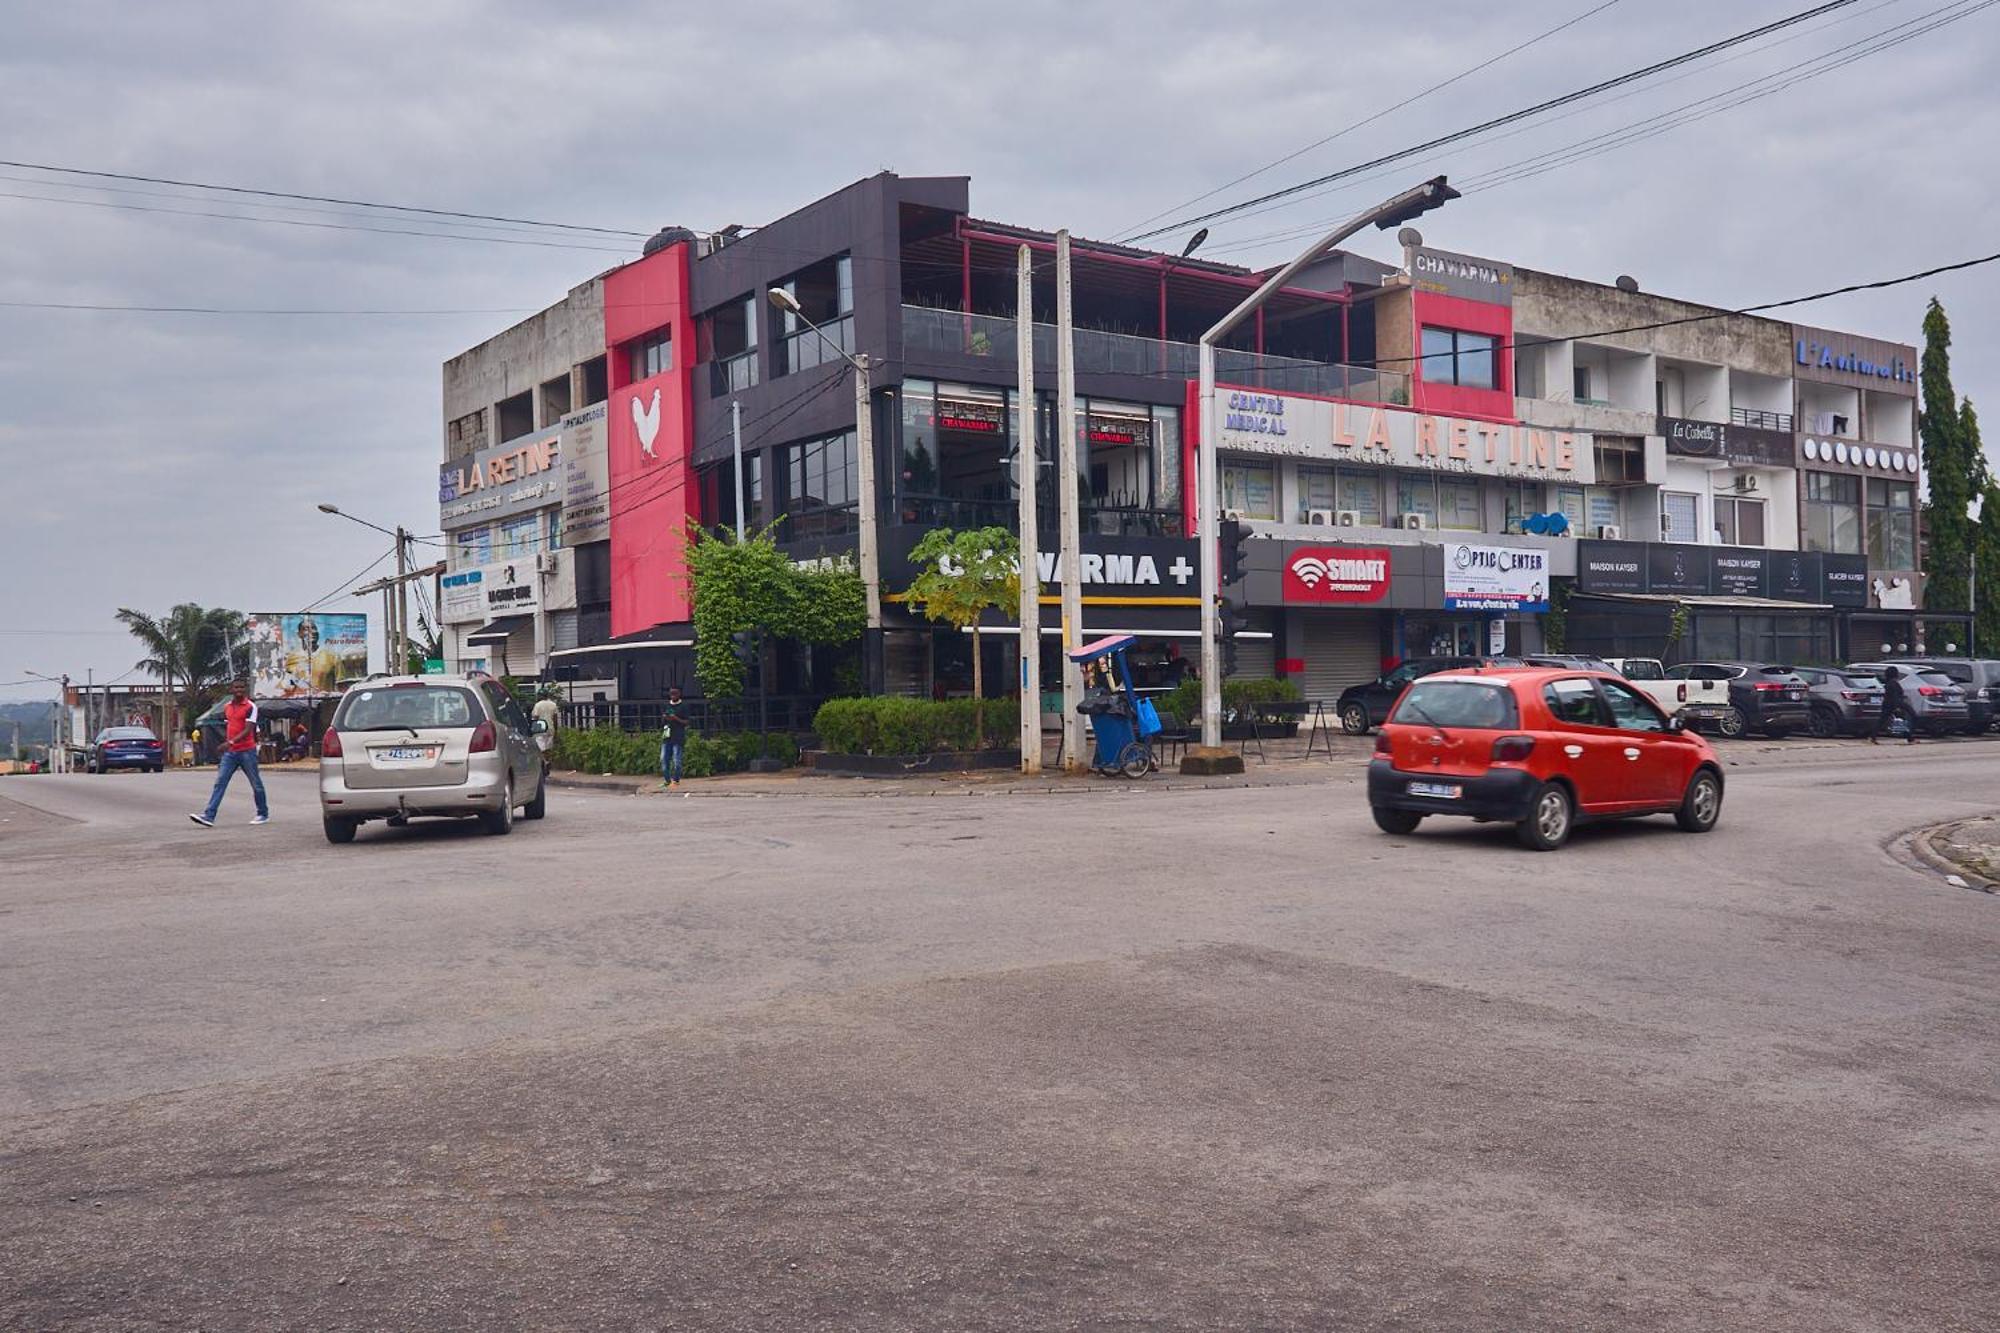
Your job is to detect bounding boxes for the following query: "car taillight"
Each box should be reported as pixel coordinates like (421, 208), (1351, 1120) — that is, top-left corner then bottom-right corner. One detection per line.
(1841, 690), (1867, 701)
(469, 721), (497, 753)
(1491, 735), (1536, 762)
(1753, 681), (1789, 692)
(1373, 732), (1393, 756)
(147, 740), (161, 748)
(321, 727), (343, 757)
(1919, 685), (1942, 697)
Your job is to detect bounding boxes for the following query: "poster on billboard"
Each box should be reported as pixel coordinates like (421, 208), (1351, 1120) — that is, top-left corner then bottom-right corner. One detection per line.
(561, 403), (610, 546)
(1443, 543), (1549, 613)
(243, 612), (368, 696)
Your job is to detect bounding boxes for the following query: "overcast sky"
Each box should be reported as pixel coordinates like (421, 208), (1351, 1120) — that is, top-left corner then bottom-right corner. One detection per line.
(5, 0), (1997, 701)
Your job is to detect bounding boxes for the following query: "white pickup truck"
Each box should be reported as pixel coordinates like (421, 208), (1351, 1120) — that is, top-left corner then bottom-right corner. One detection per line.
(1605, 658), (1741, 736)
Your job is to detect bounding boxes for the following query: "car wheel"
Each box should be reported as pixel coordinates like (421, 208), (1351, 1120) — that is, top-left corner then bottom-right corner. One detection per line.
(323, 816), (357, 845)
(521, 768), (548, 820)
(481, 777), (515, 835)
(1715, 709), (1746, 739)
(1517, 783), (1573, 851)
(1675, 769), (1723, 833)
(1372, 807), (1423, 835)
(1340, 702), (1371, 735)
(1807, 706), (1840, 739)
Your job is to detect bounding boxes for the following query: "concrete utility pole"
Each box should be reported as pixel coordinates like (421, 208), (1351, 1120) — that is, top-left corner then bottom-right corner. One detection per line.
(1054, 230), (1086, 772)
(355, 561), (446, 675)
(1016, 245), (1043, 774)
(1185, 176), (1460, 773)
(394, 526), (410, 673)
(731, 399), (747, 540)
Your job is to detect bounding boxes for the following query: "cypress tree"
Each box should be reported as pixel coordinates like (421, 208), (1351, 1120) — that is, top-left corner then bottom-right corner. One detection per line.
(1968, 403), (2000, 655)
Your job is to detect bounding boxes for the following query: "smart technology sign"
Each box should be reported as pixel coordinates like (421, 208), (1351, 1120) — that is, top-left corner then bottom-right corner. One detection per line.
(1280, 546), (1392, 604)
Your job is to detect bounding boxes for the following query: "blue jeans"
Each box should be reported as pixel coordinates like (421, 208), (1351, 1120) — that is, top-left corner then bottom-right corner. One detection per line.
(203, 748), (269, 820)
(660, 740), (684, 783)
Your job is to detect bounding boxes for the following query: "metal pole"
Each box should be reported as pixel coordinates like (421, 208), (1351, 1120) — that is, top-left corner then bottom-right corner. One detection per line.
(731, 399), (747, 540)
(1055, 230), (1086, 772)
(1016, 245), (1043, 773)
(854, 352), (882, 694)
(394, 527), (410, 674)
(1191, 177), (1456, 760)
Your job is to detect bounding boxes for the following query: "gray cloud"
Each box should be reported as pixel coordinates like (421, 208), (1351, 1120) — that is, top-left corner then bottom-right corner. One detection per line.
(5, 0), (1996, 698)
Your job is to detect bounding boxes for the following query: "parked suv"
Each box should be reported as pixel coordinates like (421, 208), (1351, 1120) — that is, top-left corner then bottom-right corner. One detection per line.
(1877, 658), (2000, 735)
(1793, 667), (1883, 738)
(318, 674), (548, 844)
(1846, 663), (1972, 736)
(1337, 656), (1511, 734)
(1666, 661), (1811, 738)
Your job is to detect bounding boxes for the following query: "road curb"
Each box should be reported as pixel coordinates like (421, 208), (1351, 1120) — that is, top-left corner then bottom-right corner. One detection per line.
(1907, 818), (2000, 893)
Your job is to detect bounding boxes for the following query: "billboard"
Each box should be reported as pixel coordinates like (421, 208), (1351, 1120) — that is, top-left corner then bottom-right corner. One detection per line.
(243, 612), (368, 696)
(1443, 542), (1550, 613)
(561, 402), (610, 545)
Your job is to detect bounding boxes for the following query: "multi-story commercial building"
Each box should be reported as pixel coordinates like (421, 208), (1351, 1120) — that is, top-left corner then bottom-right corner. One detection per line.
(437, 173), (1947, 706)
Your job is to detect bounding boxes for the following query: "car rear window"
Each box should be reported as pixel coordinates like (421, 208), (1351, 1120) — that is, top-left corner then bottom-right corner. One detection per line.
(1842, 674), (1881, 688)
(103, 727), (155, 740)
(1620, 660), (1665, 680)
(335, 685), (480, 730)
(1755, 665), (1798, 677)
(1918, 672), (1958, 687)
(1390, 681), (1520, 729)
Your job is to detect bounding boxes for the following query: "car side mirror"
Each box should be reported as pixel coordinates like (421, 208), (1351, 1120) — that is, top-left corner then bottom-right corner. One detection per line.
(1667, 714), (1686, 734)
(532, 718), (550, 734)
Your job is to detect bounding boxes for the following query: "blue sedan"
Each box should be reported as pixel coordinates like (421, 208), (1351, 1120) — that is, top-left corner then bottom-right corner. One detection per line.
(90, 726), (164, 773)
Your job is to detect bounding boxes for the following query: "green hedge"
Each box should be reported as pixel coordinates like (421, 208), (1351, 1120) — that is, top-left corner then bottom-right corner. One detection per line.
(548, 726), (799, 779)
(1159, 676), (1302, 725)
(811, 696), (999, 755)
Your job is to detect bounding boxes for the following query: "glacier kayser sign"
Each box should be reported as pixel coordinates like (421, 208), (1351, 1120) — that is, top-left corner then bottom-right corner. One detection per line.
(1444, 542), (1549, 613)
(1211, 388), (1593, 483)
(1280, 546), (1392, 604)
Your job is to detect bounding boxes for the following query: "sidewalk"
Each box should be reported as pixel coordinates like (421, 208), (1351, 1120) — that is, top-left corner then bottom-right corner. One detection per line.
(1910, 816), (2000, 892)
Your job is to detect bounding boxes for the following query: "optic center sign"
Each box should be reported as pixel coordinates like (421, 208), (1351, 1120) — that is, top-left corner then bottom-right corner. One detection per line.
(1444, 542), (1549, 613)
(1214, 389), (1592, 483)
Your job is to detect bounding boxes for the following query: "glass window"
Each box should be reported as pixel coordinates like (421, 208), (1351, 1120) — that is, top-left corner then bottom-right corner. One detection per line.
(1222, 461), (1276, 520)
(773, 254), (855, 377)
(1598, 679), (1666, 732)
(1714, 497), (1765, 547)
(1555, 485), (1587, 531)
(1866, 478), (1916, 568)
(497, 515), (540, 559)
(1504, 482), (1544, 532)
(899, 379), (939, 497)
(629, 328), (672, 381)
(1419, 327), (1498, 389)
(1391, 681), (1519, 729)
(335, 685), (478, 730)
(1151, 406), (1182, 510)
(548, 506), (562, 552)
(1661, 491), (1700, 545)
(1395, 473), (1437, 525)
(1585, 488), (1621, 533)
(1805, 472), (1861, 554)
(1438, 479), (1481, 530)
(455, 526), (491, 566)
(1338, 468), (1383, 524)
(1298, 466), (1337, 518)
(1543, 678), (1608, 727)
(782, 431), (859, 537)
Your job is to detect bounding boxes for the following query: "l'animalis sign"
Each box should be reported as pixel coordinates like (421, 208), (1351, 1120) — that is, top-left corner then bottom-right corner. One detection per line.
(439, 429), (562, 530)
(1208, 388), (1594, 483)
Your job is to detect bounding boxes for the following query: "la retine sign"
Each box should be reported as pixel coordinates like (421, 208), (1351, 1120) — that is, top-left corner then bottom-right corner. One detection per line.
(1212, 388), (1594, 484)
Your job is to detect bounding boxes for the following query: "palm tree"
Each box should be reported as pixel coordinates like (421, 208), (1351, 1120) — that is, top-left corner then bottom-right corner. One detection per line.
(115, 604), (247, 738)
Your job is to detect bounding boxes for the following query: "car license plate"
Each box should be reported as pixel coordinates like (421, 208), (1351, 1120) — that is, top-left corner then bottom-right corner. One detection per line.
(377, 746), (435, 763)
(1408, 780), (1461, 799)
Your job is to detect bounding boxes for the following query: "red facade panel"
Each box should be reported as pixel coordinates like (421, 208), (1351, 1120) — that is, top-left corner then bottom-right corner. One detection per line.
(1409, 290), (1514, 421)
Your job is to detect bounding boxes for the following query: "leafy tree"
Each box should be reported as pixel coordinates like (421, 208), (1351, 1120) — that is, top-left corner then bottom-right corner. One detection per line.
(1970, 406), (2000, 656)
(684, 525), (865, 700)
(905, 526), (1020, 741)
(114, 603), (247, 733)
(1919, 298), (1986, 613)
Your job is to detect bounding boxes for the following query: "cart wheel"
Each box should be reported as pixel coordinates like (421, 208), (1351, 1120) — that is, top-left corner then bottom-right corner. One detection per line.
(1117, 741), (1153, 779)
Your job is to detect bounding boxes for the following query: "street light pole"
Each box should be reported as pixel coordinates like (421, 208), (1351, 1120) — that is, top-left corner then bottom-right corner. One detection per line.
(731, 399), (747, 540)
(1015, 245), (1043, 774)
(766, 289), (881, 691)
(1187, 177), (1459, 768)
(1055, 230), (1086, 772)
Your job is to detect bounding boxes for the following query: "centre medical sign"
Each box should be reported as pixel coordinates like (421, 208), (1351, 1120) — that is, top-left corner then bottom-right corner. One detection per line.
(1211, 388), (1593, 483)
(439, 428), (563, 531)
(1444, 542), (1549, 613)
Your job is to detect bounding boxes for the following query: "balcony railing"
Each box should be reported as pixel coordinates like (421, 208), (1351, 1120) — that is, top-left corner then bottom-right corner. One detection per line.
(901, 305), (1407, 405)
(777, 315), (854, 376)
(1731, 406), (1795, 433)
(895, 492), (1183, 539)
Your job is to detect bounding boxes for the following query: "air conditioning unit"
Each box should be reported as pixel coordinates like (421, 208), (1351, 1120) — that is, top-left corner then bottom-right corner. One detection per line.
(1335, 510), (1361, 527)
(1398, 512), (1429, 530)
(1305, 508), (1335, 526)
(1596, 524), (1622, 540)
(1222, 508), (1247, 523)
(535, 551), (559, 574)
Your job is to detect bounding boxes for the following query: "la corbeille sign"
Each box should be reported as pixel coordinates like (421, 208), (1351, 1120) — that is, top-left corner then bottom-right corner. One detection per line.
(1215, 389), (1594, 483)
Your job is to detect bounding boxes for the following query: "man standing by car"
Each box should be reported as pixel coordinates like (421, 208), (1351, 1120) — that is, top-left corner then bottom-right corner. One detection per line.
(190, 679), (270, 826)
(660, 687), (688, 791)
(531, 690), (560, 756)
(1872, 665), (1919, 745)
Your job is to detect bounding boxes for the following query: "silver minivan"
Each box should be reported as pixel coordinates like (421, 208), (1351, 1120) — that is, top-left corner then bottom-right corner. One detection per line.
(318, 674), (547, 843)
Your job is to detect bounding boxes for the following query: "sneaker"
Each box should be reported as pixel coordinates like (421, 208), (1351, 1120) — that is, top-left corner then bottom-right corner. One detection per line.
(250, 814), (270, 825)
(188, 813), (215, 828)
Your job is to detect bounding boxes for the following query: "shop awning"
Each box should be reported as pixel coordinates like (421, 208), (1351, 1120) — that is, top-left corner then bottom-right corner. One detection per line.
(547, 622), (695, 658)
(465, 615), (532, 646)
(1580, 592), (1833, 612)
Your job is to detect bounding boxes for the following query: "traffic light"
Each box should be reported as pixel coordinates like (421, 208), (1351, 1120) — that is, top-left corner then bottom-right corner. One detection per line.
(1219, 517), (1249, 587)
(1218, 596), (1245, 678)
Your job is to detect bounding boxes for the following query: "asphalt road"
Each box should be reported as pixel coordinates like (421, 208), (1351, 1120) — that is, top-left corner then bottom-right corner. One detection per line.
(1, 750), (1996, 1331)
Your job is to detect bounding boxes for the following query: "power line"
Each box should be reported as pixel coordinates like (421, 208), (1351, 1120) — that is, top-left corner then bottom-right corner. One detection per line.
(1117, 0), (1862, 245)
(0, 159), (649, 237)
(1112, 0), (1627, 241)
(300, 546), (397, 614)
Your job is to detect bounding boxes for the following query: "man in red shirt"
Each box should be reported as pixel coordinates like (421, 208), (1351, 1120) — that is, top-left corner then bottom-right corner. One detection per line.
(190, 678), (270, 827)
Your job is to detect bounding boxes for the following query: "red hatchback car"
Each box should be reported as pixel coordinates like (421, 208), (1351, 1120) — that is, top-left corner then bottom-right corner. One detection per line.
(1366, 668), (1724, 851)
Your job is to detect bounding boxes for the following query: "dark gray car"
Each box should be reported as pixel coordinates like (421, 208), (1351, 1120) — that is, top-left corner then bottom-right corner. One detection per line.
(1793, 667), (1882, 738)
(1881, 658), (2000, 734)
(1846, 663), (1972, 736)
(1667, 661), (1811, 738)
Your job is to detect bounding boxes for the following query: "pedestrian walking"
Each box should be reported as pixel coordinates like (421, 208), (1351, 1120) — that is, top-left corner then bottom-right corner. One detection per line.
(1871, 665), (1919, 745)
(660, 687), (688, 790)
(190, 679), (270, 826)
(532, 690), (560, 755)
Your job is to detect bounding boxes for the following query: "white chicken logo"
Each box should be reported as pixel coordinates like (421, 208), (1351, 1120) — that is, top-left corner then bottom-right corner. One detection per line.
(631, 387), (663, 459)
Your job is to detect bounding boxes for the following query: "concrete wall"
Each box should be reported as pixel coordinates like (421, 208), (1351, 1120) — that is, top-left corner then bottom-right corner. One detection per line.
(441, 278), (607, 460)
(1512, 268), (1792, 375)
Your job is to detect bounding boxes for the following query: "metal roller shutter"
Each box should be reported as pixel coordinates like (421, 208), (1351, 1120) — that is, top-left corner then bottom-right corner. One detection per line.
(1229, 634), (1275, 680)
(1298, 615), (1382, 701)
